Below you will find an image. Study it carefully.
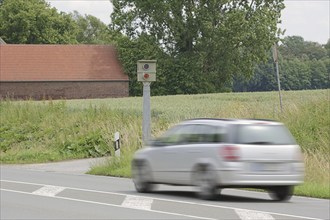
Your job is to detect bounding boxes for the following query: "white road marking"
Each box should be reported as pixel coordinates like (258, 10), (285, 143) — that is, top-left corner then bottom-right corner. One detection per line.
(0, 180), (323, 220)
(32, 185), (65, 197)
(1, 189), (215, 220)
(121, 195), (153, 210)
(235, 209), (274, 220)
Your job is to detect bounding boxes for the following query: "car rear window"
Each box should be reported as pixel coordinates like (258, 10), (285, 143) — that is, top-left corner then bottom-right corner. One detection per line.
(234, 124), (296, 145)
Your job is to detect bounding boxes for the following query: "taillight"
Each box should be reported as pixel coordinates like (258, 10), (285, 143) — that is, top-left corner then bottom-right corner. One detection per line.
(293, 147), (304, 162)
(220, 145), (240, 161)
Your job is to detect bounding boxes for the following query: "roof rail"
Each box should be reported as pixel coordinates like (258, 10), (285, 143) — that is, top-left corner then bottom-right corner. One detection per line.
(185, 118), (278, 122)
(185, 118), (236, 121)
(244, 118), (278, 122)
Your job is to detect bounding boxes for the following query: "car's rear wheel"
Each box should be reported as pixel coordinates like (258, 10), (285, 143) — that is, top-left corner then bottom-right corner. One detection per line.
(194, 165), (218, 200)
(268, 186), (294, 201)
(132, 160), (154, 193)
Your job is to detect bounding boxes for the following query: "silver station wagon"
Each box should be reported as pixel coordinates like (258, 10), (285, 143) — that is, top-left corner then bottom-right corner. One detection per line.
(132, 119), (304, 201)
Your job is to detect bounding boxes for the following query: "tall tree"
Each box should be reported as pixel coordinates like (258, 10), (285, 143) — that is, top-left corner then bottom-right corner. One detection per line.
(310, 59), (328, 89)
(111, 0), (285, 94)
(234, 36), (329, 92)
(279, 36), (327, 60)
(0, 0), (78, 44)
(233, 60), (277, 92)
(325, 39), (330, 57)
(113, 32), (167, 96)
(70, 11), (113, 44)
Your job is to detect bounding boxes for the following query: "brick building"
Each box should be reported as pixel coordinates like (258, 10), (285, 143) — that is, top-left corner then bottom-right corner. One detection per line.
(0, 44), (129, 99)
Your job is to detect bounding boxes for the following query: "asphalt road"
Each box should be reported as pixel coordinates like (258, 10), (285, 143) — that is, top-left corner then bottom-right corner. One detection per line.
(1, 159), (329, 220)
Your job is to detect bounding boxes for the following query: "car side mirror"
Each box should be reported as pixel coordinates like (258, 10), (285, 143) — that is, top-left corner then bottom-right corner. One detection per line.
(149, 139), (166, 147)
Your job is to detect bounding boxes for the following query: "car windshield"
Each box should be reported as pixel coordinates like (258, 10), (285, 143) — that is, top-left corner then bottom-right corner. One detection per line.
(235, 124), (296, 145)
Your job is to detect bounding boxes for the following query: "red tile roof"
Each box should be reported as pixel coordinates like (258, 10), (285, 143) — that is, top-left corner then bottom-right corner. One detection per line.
(0, 44), (128, 81)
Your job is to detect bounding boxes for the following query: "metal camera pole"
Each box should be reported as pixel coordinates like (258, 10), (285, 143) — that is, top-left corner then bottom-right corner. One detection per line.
(142, 82), (151, 144)
(137, 60), (157, 145)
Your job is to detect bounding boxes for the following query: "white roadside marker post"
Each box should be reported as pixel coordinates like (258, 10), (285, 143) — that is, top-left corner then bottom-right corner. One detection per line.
(114, 132), (120, 157)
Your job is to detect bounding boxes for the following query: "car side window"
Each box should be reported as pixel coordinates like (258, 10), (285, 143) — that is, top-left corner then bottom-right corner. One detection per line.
(155, 124), (226, 146)
(157, 125), (196, 146)
(188, 125), (226, 143)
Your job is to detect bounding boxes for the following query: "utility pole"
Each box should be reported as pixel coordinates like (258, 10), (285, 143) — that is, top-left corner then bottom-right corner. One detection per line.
(273, 43), (283, 113)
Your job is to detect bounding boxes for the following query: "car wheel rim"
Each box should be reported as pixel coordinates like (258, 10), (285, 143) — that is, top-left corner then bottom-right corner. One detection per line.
(133, 163), (151, 191)
(196, 169), (215, 198)
(134, 166), (145, 185)
(268, 186), (293, 201)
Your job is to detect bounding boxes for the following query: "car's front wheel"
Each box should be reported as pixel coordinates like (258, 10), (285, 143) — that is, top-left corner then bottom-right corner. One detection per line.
(132, 160), (154, 193)
(268, 186), (294, 201)
(194, 165), (218, 200)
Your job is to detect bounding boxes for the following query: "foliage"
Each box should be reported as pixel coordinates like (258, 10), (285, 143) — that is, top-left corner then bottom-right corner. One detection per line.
(59, 130), (110, 158)
(325, 39), (330, 57)
(0, 0), (78, 44)
(280, 58), (311, 90)
(0, 101), (118, 163)
(111, 0), (285, 95)
(233, 54), (277, 92)
(234, 36), (329, 92)
(69, 11), (113, 44)
(309, 59), (328, 89)
(0, 1), (115, 45)
(280, 36), (327, 60)
(113, 33), (167, 96)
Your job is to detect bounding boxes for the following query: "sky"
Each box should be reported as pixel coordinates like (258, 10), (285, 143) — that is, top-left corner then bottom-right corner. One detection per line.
(46, 0), (329, 44)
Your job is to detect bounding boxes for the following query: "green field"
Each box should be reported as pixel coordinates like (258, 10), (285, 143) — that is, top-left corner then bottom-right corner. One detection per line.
(0, 90), (329, 198)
